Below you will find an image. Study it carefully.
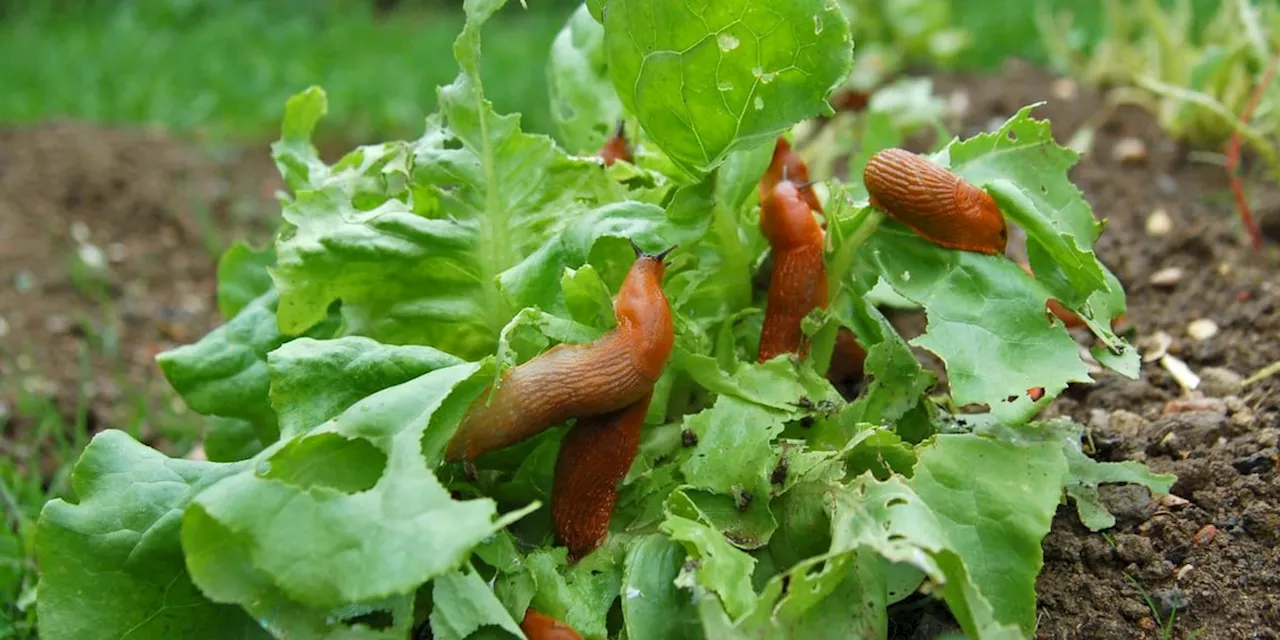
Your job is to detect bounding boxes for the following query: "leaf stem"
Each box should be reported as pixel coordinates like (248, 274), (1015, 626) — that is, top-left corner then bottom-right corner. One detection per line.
(828, 205), (885, 298)
(711, 201), (752, 308)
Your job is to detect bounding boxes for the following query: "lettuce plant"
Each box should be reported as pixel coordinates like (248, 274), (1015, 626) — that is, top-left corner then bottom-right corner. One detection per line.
(34, 1), (1172, 638)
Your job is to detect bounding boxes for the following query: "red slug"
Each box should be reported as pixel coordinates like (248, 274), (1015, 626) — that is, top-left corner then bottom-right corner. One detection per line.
(520, 609), (583, 640)
(758, 180), (829, 362)
(551, 392), (651, 562)
(598, 121), (632, 167)
(1018, 261), (1085, 329)
(863, 148), (1008, 255)
(444, 244), (675, 462)
(760, 137), (824, 214)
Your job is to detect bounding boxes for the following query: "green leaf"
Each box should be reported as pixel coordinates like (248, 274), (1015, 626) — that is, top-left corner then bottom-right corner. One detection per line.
(272, 86), (329, 192)
(267, 336), (464, 439)
(560, 263), (616, 330)
(430, 564), (525, 640)
(35, 431), (265, 639)
(622, 535), (703, 640)
(526, 547), (624, 640)
(864, 225), (1090, 422)
(661, 491), (757, 620)
(203, 416), (265, 462)
(603, 0), (853, 176)
(158, 291), (338, 444)
(216, 240), (276, 320)
(679, 395), (787, 503)
(182, 362), (534, 611)
(548, 3), (625, 155)
(719, 550), (887, 639)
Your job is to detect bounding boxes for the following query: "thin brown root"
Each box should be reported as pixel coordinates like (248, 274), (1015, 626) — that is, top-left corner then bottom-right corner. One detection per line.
(1226, 55), (1278, 251)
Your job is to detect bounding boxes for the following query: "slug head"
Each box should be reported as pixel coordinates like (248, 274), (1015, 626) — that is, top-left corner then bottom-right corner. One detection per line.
(760, 137), (824, 213)
(598, 121), (632, 167)
(615, 246), (675, 378)
(760, 181), (825, 252)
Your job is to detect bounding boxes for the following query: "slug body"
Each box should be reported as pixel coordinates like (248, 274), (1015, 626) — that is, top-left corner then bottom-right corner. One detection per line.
(520, 609), (583, 640)
(760, 137), (823, 213)
(598, 122), (632, 167)
(552, 393), (651, 561)
(826, 329), (868, 386)
(445, 252), (673, 462)
(758, 181), (829, 362)
(863, 148), (1008, 255)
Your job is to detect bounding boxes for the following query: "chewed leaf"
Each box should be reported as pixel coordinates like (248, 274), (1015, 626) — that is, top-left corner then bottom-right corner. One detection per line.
(548, 4), (625, 155)
(604, 0), (853, 177)
(35, 432), (262, 639)
(182, 362), (534, 611)
(864, 225), (1090, 422)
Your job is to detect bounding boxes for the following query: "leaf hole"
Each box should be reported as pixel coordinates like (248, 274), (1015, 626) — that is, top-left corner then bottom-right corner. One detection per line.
(442, 136), (463, 150)
(887, 533), (907, 543)
(885, 497), (908, 508)
(1007, 131), (1018, 142)
(343, 609), (394, 630)
(264, 432), (386, 493)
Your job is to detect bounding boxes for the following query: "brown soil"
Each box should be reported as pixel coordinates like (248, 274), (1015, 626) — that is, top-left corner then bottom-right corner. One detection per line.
(930, 63), (1280, 640)
(2, 65), (1278, 640)
(0, 121), (283, 469)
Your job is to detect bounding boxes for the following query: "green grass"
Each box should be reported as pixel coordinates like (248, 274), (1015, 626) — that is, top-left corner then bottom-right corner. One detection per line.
(0, 2), (574, 143)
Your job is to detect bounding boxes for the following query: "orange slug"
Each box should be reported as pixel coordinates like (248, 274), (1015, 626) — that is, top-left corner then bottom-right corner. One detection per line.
(551, 392), (651, 562)
(520, 609), (583, 640)
(598, 121), (632, 167)
(760, 137), (824, 214)
(863, 148), (1008, 255)
(758, 180), (829, 362)
(830, 88), (871, 113)
(826, 328), (868, 386)
(444, 244), (675, 462)
(1018, 261), (1085, 329)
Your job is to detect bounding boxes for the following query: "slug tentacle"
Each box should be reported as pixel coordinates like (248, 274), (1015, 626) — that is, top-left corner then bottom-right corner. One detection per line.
(863, 148), (1008, 255)
(552, 393), (651, 562)
(444, 252), (673, 462)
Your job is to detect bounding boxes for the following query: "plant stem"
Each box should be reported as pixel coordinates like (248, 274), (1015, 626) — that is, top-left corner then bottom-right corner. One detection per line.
(828, 205), (885, 299)
(710, 201), (752, 309)
(1225, 54), (1277, 251)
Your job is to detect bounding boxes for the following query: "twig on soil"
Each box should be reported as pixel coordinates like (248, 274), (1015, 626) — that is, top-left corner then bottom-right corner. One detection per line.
(1244, 359), (1280, 386)
(1225, 55), (1278, 251)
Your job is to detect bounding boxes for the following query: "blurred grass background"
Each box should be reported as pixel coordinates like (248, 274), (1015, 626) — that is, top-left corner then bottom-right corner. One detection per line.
(0, 0), (1125, 144)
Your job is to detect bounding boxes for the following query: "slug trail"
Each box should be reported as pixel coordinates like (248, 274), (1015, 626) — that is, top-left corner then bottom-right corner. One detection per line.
(445, 247), (674, 462)
(598, 121), (632, 167)
(520, 609), (583, 640)
(758, 180), (829, 362)
(552, 393), (651, 562)
(863, 147), (1008, 255)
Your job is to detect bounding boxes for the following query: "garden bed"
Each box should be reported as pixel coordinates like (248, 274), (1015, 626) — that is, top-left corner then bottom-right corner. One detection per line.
(1, 62), (1277, 638)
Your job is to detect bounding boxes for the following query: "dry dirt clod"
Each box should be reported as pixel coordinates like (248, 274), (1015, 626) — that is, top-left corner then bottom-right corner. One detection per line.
(1159, 494), (1191, 510)
(1149, 266), (1184, 287)
(1112, 137), (1149, 164)
(1199, 367), (1244, 397)
(1163, 396), (1226, 415)
(1187, 318), (1219, 341)
(1109, 409), (1148, 439)
(1146, 208), (1172, 236)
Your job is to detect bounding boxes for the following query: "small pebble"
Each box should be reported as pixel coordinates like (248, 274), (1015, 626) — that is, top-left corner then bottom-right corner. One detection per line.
(1150, 267), (1184, 287)
(1187, 318), (1219, 341)
(1159, 494), (1190, 510)
(1199, 367), (1244, 397)
(1193, 524), (1217, 545)
(44, 315), (71, 335)
(70, 220), (91, 244)
(1139, 331), (1173, 362)
(1113, 137), (1149, 164)
(1256, 428), (1279, 449)
(1151, 588), (1188, 619)
(1175, 564), (1194, 581)
(1160, 354), (1201, 391)
(1146, 208), (1172, 236)
(77, 243), (108, 273)
(1138, 617), (1157, 632)
(1052, 78), (1079, 100)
